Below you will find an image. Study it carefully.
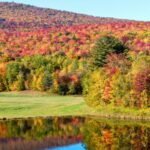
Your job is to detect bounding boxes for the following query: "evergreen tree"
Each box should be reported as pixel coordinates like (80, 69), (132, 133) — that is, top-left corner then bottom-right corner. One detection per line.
(90, 36), (127, 68)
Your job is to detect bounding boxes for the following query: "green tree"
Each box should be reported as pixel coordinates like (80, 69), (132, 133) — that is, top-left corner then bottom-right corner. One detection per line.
(90, 36), (127, 68)
(36, 70), (52, 91)
(6, 62), (26, 90)
(6, 62), (25, 84)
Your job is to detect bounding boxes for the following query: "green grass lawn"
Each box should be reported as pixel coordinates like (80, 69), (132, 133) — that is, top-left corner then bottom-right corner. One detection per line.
(0, 91), (96, 119)
(1, 91), (150, 120)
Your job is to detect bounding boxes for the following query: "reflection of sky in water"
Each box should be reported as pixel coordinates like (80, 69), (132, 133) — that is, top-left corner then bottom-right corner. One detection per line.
(45, 143), (86, 150)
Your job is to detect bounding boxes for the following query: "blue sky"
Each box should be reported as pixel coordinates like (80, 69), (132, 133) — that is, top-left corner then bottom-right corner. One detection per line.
(0, 0), (150, 21)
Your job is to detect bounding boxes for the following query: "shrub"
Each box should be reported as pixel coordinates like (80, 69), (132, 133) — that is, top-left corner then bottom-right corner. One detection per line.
(68, 75), (82, 94)
(16, 73), (26, 91)
(57, 74), (70, 95)
(0, 74), (6, 91)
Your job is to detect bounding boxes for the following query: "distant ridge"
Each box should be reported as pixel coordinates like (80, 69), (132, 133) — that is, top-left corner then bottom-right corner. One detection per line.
(0, 2), (132, 29)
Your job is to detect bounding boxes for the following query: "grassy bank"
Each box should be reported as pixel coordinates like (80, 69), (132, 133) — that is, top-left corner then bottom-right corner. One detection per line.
(0, 91), (96, 119)
(93, 105), (150, 121)
(0, 91), (150, 120)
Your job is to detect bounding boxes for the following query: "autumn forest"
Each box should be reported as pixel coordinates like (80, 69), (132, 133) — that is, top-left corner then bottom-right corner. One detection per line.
(0, 2), (150, 110)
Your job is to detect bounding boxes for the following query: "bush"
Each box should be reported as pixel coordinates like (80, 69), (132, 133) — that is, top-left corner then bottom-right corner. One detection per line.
(0, 74), (6, 91)
(16, 73), (26, 91)
(57, 74), (70, 95)
(69, 74), (81, 94)
(58, 84), (69, 95)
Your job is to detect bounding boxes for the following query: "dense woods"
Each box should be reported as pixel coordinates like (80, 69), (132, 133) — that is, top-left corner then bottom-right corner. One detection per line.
(0, 2), (150, 109)
(0, 2), (127, 29)
(84, 36), (150, 108)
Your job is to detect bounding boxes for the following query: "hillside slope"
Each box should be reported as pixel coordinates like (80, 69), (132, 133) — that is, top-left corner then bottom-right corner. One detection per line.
(0, 2), (130, 29)
(0, 2), (149, 100)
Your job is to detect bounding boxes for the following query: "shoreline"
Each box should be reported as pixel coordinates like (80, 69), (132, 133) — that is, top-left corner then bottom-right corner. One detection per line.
(0, 91), (150, 121)
(1, 113), (150, 122)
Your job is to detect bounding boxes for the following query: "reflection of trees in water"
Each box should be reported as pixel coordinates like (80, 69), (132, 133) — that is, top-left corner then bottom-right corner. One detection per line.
(0, 117), (84, 150)
(83, 119), (150, 150)
(0, 117), (150, 150)
(0, 136), (82, 150)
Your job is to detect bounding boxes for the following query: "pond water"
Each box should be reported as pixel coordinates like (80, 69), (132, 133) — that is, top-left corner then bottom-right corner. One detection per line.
(0, 116), (150, 150)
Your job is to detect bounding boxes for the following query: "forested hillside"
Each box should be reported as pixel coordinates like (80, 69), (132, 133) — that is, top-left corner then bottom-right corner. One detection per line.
(0, 2), (150, 109)
(0, 2), (128, 29)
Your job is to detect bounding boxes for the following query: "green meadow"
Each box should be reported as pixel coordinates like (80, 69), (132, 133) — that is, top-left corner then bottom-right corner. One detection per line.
(1, 91), (150, 120)
(0, 91), (96, 119)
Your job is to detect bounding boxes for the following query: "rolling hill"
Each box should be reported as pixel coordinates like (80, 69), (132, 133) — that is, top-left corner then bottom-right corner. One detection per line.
(0, 2), (149, 107)
(0, 2), (130, 29)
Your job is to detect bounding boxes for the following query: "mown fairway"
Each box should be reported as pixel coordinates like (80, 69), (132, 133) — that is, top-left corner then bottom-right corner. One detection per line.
(0, 92), (96, 119)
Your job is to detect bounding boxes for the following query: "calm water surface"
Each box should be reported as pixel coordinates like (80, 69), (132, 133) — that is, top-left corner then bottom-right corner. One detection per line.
(0, 116), (150, 150)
